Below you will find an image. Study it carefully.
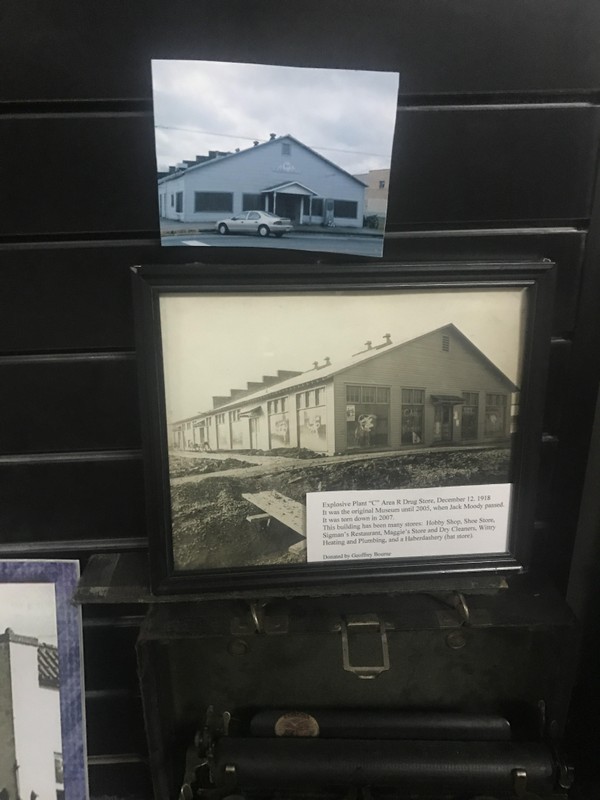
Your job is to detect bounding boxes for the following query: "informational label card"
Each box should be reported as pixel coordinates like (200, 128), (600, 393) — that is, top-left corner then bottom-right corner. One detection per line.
(306, 483), (511, 562)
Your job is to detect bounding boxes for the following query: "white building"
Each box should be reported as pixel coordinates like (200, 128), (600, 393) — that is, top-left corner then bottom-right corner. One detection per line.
(158, 134), (367, 228)
(0, 629), (63, 800)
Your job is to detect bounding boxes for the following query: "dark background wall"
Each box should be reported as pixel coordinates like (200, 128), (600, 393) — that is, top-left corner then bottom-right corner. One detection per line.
(2, 2), (600, 797)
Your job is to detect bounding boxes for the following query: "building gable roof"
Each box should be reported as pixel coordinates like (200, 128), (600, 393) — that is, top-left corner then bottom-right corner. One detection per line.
(158, 134), (368, 188)
(176, 323), (517, 423)
(260, 180), (318, 195)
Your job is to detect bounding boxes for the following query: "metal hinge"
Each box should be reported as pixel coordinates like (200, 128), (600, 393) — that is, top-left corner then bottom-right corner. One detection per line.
(230, 600), (289, 635)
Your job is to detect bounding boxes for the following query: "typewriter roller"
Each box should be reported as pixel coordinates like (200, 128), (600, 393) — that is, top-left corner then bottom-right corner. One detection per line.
(180, 707), (573, 800)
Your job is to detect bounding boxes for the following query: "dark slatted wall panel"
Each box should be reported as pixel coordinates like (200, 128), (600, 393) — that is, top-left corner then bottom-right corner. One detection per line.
(2, 2), (600, 797)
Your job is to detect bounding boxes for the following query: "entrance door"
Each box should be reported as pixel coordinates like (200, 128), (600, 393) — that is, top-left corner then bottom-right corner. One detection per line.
(274, 193), (301, 222)
(249, 417), (259, 449)
(434, 404), (453, 442)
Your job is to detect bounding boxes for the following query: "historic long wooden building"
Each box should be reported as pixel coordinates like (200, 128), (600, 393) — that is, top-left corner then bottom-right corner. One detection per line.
(171, 323), (517, 456)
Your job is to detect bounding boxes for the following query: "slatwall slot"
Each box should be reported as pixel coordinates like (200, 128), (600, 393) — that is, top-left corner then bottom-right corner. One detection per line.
(0, 457), (146, 543)
(3, 1), (600, 101)
(0, 355), (140, 453)
(0, 232), (585, 356)
(0, 115), (157, 237)
(88, 758), (152, 800)
(83, 621), (142, 693)
(387, 105), (600, 226)
(0, 107), (598, 240)
(86, 693), (147, 756)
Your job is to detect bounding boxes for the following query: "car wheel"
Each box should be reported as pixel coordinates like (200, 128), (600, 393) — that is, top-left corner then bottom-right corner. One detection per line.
(218, 223), (228, 235)
(258, 225), (270, 237)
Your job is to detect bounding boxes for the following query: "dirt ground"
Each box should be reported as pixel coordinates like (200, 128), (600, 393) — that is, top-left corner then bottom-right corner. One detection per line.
(170, 447), (511, 571)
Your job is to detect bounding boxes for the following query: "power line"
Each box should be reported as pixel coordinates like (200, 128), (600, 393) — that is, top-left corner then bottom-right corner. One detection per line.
(154, 124), (388, 159)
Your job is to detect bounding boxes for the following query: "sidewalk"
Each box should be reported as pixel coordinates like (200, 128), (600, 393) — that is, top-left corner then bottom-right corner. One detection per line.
(160, 220), (383, 237)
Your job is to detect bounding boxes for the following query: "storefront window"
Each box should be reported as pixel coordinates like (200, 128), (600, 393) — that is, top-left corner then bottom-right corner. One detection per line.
(484, 393), (507, 436)
(401, 388), (424, 444)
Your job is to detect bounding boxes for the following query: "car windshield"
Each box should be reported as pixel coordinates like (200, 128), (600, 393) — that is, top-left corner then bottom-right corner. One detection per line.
(261, 211), (280, 218)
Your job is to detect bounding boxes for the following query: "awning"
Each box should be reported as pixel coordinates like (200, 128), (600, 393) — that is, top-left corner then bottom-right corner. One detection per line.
(260, 180), (317, 196)
(430, 395), (466, 404)
(239, 407), (263, 418)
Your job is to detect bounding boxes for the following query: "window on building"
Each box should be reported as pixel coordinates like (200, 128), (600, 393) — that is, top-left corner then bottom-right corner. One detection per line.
(346, 385), (390, 404)
(346, 385), (362, 403)
(303, 196), (325, 216)
(216, 413), (226, 424)
(175, 191), (183, 213)
(362, 386), (376, 403)
(377, 387), (390, 403)
(462, 392), (479, 440)
(296, 388), (325, 409)
(401, 388), (425, 445)
(312, 198), (324, 216)
(333, 199), (358, 218)
(484, 393), (507, 436)
(442, 334), (450, 351)
(229, 410), (240, 422)
(243, 193), (264, 211)
(347, 384), (390, 448)
(170, 194), (174, 207)
(194, 191), (234, 213)
(54, 752), (64, 784)
(281, 397), (287, 412)
(378, 180), (385, 189)
(282, 142), (291, 155)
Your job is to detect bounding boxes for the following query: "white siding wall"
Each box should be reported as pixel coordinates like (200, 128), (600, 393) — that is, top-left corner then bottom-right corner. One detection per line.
(10, 641), (62, 800)
(0, 642), (17, 798)
(160, 138), (365, 225)
(158, 174), (186, 221)
(333, 331), (514, 452)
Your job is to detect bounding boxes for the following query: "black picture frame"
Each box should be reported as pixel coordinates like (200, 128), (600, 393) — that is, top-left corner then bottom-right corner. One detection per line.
(132, 261), (555, 595)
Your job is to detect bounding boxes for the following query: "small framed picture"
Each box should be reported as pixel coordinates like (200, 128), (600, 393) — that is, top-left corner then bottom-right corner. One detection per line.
(132, 261), (555, 594)
(0, 560), (88, 800)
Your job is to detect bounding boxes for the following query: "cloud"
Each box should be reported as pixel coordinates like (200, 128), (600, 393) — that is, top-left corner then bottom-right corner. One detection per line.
(151, 60), (399, 175)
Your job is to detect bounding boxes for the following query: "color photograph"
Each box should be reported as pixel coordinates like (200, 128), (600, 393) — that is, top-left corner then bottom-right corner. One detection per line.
(151, 60), (399, 256)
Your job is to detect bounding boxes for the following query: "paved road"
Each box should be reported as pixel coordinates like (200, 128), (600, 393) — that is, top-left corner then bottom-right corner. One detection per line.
(162, 231), (383, 258)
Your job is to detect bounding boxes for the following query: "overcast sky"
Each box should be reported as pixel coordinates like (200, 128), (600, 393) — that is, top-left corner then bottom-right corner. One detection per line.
(0, 583), (57, 645)
(151, 60), (399, 175)
(160, 288), (526, 422)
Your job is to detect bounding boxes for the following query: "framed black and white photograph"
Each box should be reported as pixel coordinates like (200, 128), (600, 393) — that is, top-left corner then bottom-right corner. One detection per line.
(151, 60), (399, 257)
(0, 560), (88, 800)
(133, 261), (555, 594)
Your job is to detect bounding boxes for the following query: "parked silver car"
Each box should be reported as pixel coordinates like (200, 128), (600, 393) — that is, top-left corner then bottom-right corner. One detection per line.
(215, 210), (293, 238)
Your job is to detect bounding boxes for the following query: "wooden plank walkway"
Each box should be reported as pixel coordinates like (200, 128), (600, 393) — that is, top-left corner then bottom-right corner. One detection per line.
(242, 490), (306, 537)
